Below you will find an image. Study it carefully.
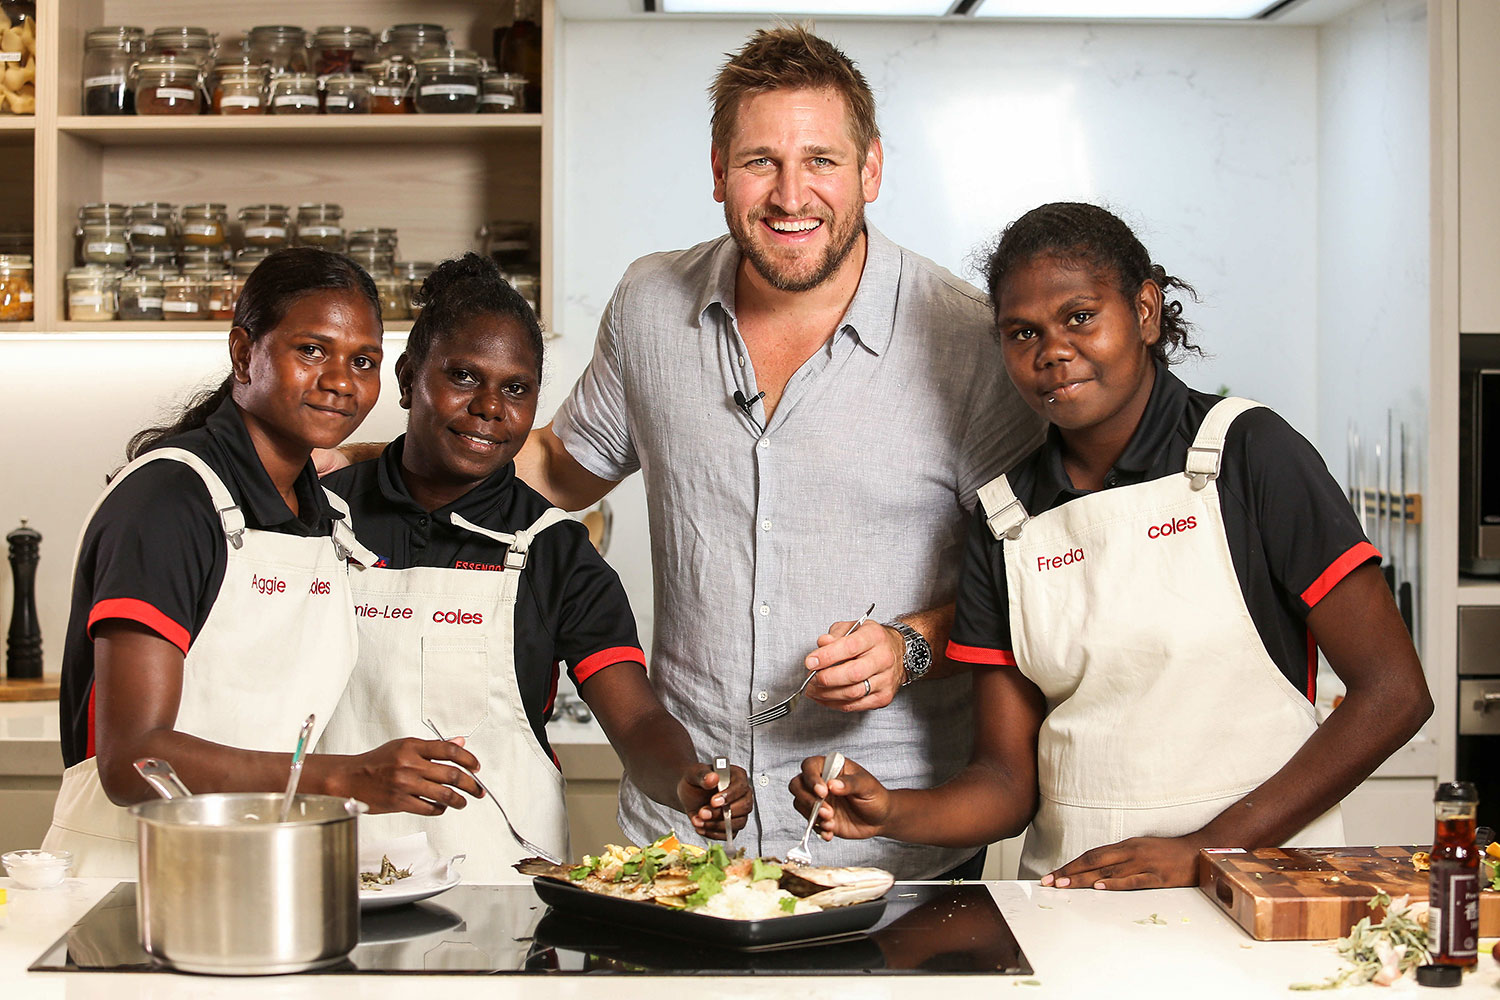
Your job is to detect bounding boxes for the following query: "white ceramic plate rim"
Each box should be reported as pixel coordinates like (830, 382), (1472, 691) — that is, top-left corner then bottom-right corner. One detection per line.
(359, 867), (462, 911)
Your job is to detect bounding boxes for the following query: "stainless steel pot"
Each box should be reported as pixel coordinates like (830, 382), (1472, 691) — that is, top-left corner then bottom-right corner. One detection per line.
(129, 793), (367, 975)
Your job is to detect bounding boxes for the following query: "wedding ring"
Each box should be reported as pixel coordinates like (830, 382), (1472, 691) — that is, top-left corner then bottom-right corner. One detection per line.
(863, 678), (872, 697)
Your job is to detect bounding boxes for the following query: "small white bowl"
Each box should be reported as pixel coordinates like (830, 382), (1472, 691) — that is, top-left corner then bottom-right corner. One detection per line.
(2, 849), (73, 889)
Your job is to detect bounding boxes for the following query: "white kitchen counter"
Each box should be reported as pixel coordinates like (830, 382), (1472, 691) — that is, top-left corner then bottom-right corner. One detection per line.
(2, 877), (1496, 998)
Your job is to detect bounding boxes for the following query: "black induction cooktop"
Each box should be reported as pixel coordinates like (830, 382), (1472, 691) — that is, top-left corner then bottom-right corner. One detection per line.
(30, 882), (1033, 976)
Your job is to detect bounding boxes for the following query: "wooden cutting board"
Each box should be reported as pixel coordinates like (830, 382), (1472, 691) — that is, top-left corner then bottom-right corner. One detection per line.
(0, 675), (59, 701)
(1198, 845), (1499, 941)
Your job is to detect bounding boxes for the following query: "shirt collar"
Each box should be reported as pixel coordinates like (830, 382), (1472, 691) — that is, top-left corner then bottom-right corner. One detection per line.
(203, 397), (340, 532)
(375, 434), (519, 522)
(695, 222), (903, 357)
(1027, 359), (1189, 511)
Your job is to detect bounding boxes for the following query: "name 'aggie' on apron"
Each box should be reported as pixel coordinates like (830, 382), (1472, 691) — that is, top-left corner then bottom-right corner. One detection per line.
(978, 398), (1344, 879)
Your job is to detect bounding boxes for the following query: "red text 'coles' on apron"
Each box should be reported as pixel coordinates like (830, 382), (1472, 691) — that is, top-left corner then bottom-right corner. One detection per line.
(978, 398), (1343, 879)
(317, 506), (572, 883)
(44, 448), (371, 877)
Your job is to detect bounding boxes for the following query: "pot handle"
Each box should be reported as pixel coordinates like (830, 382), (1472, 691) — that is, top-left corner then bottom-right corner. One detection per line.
(133, 757), (192, 800)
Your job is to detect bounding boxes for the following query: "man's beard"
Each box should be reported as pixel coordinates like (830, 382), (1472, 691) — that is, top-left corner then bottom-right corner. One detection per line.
(727, 203), (865, 294)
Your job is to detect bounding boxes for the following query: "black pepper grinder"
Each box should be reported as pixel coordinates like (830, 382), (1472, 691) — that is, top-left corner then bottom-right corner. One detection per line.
(6, 519), (42, 679)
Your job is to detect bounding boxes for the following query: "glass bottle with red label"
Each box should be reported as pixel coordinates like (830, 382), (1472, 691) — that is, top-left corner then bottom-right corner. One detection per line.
(1428, 781), (1479, 968)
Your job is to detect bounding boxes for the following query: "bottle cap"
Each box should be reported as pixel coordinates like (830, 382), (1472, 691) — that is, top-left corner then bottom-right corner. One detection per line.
(1433, 781), (1478, 803)
(1416, 964), (1463, 987)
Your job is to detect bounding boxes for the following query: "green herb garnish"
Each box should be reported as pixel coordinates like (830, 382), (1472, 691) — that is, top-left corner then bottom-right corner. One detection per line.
(779, 895), (797, 913)
(684, 879), (724, 907)
(567, 865), (592, 881)
(706, 843), (730, 869)
(750, 858), (783, 883)
(637, 854), (659, 883)
(1289, 892), (1428, 990)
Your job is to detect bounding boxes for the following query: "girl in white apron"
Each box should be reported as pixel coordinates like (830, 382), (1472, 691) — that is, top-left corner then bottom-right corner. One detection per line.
(789, 203), (1432, 888)
(318, 253), (750, 882)
(46, 248), (484, 877)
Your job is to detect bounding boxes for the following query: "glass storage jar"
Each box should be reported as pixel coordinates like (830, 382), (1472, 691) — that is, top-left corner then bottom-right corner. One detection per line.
(126, 203), (176, 248)
(80, 221), (129, 266)
(75, 203), (126, 264)
(180, 203), (228, 247)
(247, 25), (308, 75)
(295, 203), (345, 249)
(0, 0), (36, 116)
(146, 26), (215, 70)
(506, 267), (541, 318)
(313, 25), (375, 104)
(380, 23), (447, 61)
(479, 219), (532, 270)
(132, 55), (203, 115)
(180, 245), (229, 269)
(268, 72), (319, 114)
(398, 260), (433, 316)
(367, 57), (414, 113)
(0, 253), (32, 320)
(323, 73), (370, 114)
(216, 69), (266, 114)
(494, 0), (543, 113)
(375, 274), (409, 320)
(479, 73), (526, 114)
(239, 205), (290, 248)
(161, 274), (208, 319)
(117, 272), (164, 320)
(414, 49), (482, 114)
(66, 265), (121, 321)
(207, 274), (243, 320)
(232, 249), (271, 276)
(83, 26), (145, 115)
(127, 244), (176, 270)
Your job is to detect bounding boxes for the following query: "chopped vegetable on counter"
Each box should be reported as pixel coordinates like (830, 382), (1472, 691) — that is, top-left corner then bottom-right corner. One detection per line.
(1134, 913), (1166, 925)
(1289, 893), (1428, 990)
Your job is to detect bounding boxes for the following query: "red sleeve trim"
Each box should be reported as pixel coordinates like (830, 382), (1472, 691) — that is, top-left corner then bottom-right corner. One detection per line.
(945, 641), (1017, 666)
(573, 646), (646, 684)
(88, 598), (191, 655)
(1300, 541), (1381, 608)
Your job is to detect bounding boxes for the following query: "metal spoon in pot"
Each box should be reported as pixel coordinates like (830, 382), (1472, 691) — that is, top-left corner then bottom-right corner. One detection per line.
(279, 714), (316, 824)
(134, 757), (192, 800)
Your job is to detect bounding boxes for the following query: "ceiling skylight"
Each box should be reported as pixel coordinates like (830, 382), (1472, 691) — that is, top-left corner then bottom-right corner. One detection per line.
(657, 0), (958, 14)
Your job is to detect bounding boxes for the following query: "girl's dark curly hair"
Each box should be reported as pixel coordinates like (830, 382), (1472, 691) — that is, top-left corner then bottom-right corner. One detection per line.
(980, 202), (1203, 366)
(404, 252), (544, 379)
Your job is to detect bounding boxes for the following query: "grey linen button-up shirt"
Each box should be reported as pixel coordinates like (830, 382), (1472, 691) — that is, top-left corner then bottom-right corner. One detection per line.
(553, 224), (1044, 878)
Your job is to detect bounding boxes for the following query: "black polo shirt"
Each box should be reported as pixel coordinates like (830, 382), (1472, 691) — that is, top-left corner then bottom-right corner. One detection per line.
(321, 437), (645, 755)
(948, 362), (1378, 698)
(59, 396), (341, 767)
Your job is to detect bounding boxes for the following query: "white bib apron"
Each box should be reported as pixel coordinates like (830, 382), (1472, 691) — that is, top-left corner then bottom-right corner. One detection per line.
(43, 448), (372, 877)
(317, 507), (573, 883)
(978, 398), (1344, 879)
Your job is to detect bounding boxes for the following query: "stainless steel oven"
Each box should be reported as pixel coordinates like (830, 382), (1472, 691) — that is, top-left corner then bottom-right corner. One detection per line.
(1456, 607), (1500, 830)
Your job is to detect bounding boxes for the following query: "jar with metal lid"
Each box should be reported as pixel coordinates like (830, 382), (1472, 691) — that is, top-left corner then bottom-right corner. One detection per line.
(367, 57), (414, 113)
(506, 267), (541, 318)
(479, 73), (526, 114)
(127, 245), (177, 270)
(397, 260), (433, 317)
(414, 49), (481, 114)
(478, 219), (532, 269)
(0, 254), (32, 320)
(347, 227), (397, 274)
(215, 68), (266, 115)
(295, 204), (344, 250)
(323, 73), (370, 114)
(180, 244), (229, 270)
(146, 26), (215, 70)
(232, 248), (271, 277)
(83, 26), (146, 115)
(268, 72), (319, 114)
(238, 205), (290, 248)
(180, 203), (228, 247)
(375, 274), (409, 320)
(206, 274), (244, 320)
(117, 272), (164, 320)
(247, 25), (308, 75)
(132, 55), (203, 115)
(161, 274), (208, 320)
(313, 25), (375, 91)
(66, 265), (122, 322)
(380, 23), (447, 61)
(81, 221), (129, 266)
(126, 203), (176, 248)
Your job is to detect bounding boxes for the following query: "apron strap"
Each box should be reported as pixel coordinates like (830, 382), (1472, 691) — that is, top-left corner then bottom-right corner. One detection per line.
(120, 448), (248, 548)
(449, 508), (574, 572)
(1184, 397), (1264, 491)
(978, 474), (1030, 541)
(320, 487), (382, 567)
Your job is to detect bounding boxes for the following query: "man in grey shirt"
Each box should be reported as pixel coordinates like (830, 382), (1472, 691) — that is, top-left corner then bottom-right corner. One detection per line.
(519, 25), (1042, 879)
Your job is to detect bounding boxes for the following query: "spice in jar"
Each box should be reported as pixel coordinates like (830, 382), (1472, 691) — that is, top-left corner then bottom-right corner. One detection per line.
(375, 274), (409, 320)
(179, 245), (229, 271)
(398, 260), (433, 317)
(216, 69), (265, 114)
(313, 25), (375, 108)
(133, 56), (203, 115)
(161, 274), (207, 320)
(414, 49), (482, 114)
(126, 202), (176, 248)
(180, 203), (228, 247)
(323, 73), (370, 114)
(127, 245), (177, 271)
(206, 274), (243, 320)
(0, 253), (32, 320)
(81, 221), (129, 266)
(480, 73), (526, 114)
(238, 205), (290, 249)
(83, 26), (146, 115)
(66, 265), (122, 322)
(295, 203), (345, 250)
(367, 57), (414, 113)
(268, 72), (319, 114)
(117, 272), (164, 320)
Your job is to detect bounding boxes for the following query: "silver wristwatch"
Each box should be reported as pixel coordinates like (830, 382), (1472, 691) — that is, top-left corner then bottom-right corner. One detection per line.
(886, 620), (931, 686)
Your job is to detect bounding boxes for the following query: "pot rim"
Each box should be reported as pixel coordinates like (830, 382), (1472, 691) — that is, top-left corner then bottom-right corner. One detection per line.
(129, 792), (367, 829)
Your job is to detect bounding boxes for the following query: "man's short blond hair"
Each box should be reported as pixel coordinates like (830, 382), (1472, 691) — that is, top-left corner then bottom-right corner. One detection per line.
(709, 24), (880, 157)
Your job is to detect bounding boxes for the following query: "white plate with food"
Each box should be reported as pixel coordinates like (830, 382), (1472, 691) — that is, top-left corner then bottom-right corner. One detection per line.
(358, 833), (465, 911)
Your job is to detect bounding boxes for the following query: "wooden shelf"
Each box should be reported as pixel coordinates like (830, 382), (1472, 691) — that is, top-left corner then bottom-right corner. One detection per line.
(1, 322), (414, 341)
(0, 118), (35, 132)
(57, 114), (542, 146)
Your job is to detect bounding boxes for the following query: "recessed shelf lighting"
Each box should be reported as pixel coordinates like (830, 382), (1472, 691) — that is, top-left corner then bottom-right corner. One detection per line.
(657, 0), (957, 14)
(974, 0), (1273, 17)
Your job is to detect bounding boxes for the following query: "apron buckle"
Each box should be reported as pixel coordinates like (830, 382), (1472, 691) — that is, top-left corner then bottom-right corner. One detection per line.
(1184, 446), (1222, 491)
(503, 548), (529, 571)
(985, 499), (1029, 541)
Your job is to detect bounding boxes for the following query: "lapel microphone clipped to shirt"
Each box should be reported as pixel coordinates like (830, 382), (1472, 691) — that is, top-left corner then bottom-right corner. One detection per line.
(733, 389), (766, 434)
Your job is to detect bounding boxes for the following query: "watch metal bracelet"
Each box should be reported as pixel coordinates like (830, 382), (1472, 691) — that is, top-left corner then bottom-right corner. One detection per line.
(885, 619), (932, 686)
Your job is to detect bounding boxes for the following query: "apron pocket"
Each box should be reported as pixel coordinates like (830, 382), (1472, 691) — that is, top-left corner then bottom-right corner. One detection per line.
(421, 635), (490, 738)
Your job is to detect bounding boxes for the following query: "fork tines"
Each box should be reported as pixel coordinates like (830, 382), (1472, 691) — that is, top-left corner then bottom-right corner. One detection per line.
(746, 703), (790, 727)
